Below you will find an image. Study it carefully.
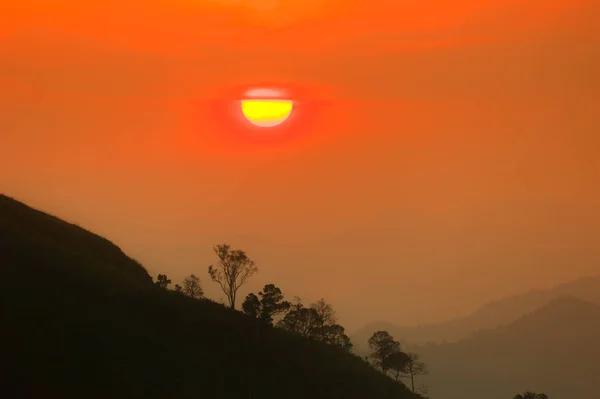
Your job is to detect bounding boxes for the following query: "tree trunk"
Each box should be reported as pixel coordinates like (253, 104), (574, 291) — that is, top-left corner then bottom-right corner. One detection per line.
(410, 371), (415, 392)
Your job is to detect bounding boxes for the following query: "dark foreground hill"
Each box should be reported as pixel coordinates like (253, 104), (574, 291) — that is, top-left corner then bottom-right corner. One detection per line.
(0, 194), (419, 399)
(411, 296), (600, 399)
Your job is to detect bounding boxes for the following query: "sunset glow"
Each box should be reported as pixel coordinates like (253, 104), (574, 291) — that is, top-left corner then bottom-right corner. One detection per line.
(1, 0), (599, 366)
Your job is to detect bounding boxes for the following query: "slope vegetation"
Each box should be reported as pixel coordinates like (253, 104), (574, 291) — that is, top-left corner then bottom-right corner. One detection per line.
(0, 194), (419, 399)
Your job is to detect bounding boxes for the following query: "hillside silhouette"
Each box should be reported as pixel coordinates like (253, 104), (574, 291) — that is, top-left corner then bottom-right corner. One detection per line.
(411, 296), (600, 399)
(351, 275), (600, 349)
(0, 194), (420, 399)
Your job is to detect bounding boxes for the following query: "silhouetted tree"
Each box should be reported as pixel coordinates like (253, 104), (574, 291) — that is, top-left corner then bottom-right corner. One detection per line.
(277, 297), (353, 351)
(259, 284), (291, 325)
(514, 392), (548, 399)
(174, 284), (182, 292)
(403, 352), (427, 392)
(322, 323), (353, 352)
(310, 299), (352, 350)
(277, 297), (303, 332)
(368, 331), (401, 375)
(155, 274), (171, 289)
(311, 298), (336, 340)
(242, 284), (290, 325)
(278, 297), (321, 337)
(296, 308), (322, 337)
(381, 351), (410, 382)
(242, 293), (261, 318)
(182, 274), (203, 299)
(207, 244), (257, 309)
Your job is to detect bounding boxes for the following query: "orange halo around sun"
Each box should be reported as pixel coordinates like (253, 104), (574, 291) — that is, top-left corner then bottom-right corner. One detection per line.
(241, 88), (294, 128)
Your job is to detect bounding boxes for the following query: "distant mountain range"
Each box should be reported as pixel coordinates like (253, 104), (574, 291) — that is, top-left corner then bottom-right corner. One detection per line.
(351, 274), (600, 351)
(350, 261), (600, 398)
(413, 296), (600, 399)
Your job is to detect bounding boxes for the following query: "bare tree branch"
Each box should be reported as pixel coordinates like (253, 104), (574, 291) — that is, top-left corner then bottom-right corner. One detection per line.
(208, 244), (258, 309)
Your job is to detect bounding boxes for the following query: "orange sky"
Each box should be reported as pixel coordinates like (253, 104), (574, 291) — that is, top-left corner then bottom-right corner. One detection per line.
(1, 0), (599, 330)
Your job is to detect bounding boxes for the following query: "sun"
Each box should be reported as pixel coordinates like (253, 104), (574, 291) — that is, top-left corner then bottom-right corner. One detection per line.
(240, 88), (293, 128)
(241, 99), (293, 128)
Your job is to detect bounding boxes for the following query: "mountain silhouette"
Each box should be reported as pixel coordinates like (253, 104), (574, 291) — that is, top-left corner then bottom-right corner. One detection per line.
(0, 194), (154, 292)
(351, 274), (600, 350)
(0, 194), (420, 399)
(412, 296), (600, 399)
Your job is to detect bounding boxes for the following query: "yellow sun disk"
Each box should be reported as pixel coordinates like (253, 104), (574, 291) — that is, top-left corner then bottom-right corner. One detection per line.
(241, 99), (293, 127)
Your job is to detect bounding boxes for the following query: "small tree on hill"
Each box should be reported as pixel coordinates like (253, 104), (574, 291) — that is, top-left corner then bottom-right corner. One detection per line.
(514, 392), (548, 399)
(182, 274), (203, 299)
(277, 297), (353, 351)
(381, 351), (410, 382)
(278, 301), (322, 337)
(310, 299), (352, 351)
(242, 293), (261, 318)
(403, 352), (427, 392)
(368, 331), (401, 375)
(311, 298), (336, 340)
(322, 323), (353, 352)
(276, 297), (305, 333)
(155, 274), (171, 289)
(242, 284), (291, 326)
(258, 284), (291, 325)
(208, 244), (257, 309)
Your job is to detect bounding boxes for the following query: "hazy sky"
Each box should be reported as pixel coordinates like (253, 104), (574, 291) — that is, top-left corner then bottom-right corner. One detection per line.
(2, 0), (599, 331)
